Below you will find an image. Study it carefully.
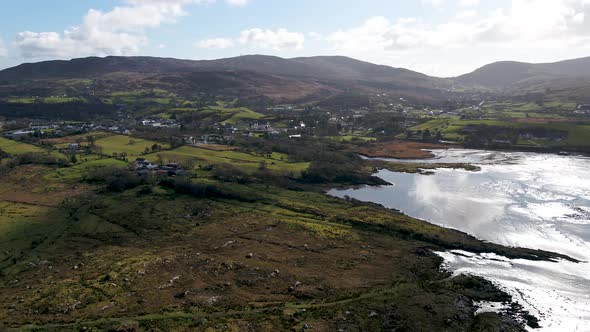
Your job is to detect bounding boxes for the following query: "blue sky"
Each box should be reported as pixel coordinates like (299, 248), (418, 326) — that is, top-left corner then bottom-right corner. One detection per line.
(1, 0), (589, 76)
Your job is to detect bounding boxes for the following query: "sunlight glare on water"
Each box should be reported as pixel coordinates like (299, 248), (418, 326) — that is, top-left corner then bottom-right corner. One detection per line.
(330, 149), (590, 331)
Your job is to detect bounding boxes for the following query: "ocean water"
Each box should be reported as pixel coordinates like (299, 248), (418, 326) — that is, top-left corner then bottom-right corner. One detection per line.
(329, 150), (590, 331)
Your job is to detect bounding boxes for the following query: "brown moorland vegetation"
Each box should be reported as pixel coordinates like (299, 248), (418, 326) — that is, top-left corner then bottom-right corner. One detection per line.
(353, 140), (450, 159)
(0, 158), (550, 331)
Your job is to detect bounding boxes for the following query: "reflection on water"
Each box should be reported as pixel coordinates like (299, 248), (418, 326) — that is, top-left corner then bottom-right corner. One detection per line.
(329, 150), (590, 331)
(437, 250), (590, 332)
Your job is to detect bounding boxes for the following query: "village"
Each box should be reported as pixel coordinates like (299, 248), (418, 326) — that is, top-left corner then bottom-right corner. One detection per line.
(2, 97), (590, 165)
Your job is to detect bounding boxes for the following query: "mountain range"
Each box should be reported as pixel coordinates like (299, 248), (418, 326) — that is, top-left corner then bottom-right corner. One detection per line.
(2, 54), (590, 104)
(455, 56), (590, 88)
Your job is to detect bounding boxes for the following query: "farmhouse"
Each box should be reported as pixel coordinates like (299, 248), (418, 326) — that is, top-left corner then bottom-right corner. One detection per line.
(29, 125), (56, 131)
(160, 163), (185, 176)
(5, 130), (34, 140)
(575, 104), (590, 115)
(68, 143), (80, 151)
(140, 119), (180, 128)
(249, 121), (273, 132)
(135, 158), (158, 170)
(199, 134), (224, 144)
(184, 136), (197, 145)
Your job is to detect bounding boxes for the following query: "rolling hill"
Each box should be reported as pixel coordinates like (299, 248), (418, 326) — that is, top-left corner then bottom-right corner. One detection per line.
(0, 55), (452, 105)
(2, 54), (590, 109)
(0, 54), (442, 85)
(456, 56), (590, 89)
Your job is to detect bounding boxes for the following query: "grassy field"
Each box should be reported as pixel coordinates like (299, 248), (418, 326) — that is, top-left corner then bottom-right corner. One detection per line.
(0, 137), (47, 155)
(410, 118), (590, 147)
(95, 135), (170, 157)
(104, 89), (182, 107)
(44, 158), (128, 181)
(219, 107), (264, 124)
(476, 101), (577, 115)
(42, 97), (87, 104)
(192, 143), (237, 151)
(40, 131), (111, 148)
(435, 101), (579, 124)
(145, 145), (309, 174)
(56, 79), (94, 86)
(162, 103), (265, 124)
(5, 97), (37, 104)
(4, 97), (87, 104)
(201, 105), (264, 124)
(0, 201), (69, 269)
(447, 120), (590, 146)
(326, 135), (376, 142)
(409, 118), (454, 132)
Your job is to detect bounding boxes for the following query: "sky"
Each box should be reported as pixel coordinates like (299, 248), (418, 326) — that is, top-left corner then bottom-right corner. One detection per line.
(1, 0), (590, 76)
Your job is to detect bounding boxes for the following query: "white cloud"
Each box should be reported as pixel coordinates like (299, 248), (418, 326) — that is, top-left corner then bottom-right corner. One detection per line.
(421, 0), (446, 6)
(125, 0), (213, 6)
(0, 39), (6, 57)
(328, 0), (590, 76)
(459, 0), (480, 7)
(307, 32), (324, 40)
(199, 27), (305, 51)
(226, 0), (249, 6)
(455, 9), (478, 19)
(129, 0), (249, 6)
(15, 0), (212, 59)
(16, 30), (145, 58)
(197, 37), (235, 49)
(239, 28), (304, 51)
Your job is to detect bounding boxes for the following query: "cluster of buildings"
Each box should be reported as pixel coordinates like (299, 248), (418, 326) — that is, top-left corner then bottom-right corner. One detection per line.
(135, 158), (185, 177)
(575, 104), (590, 115)
(139, 119), (181, 128)
(59, 143), (82, 154)
(3, 122), (132, 140)
(184, 134), (225, 145)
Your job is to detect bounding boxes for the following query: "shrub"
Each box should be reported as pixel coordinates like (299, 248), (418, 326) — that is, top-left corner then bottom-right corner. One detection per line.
(211, 163), (251, 184)
(84, 166), (149, 192)
(300, 160), (388, 186)
(0, 148), (10, 159)
(5, 153), (68, 168)
(159, 178), (259, 202)
(160, 178), (223, 198)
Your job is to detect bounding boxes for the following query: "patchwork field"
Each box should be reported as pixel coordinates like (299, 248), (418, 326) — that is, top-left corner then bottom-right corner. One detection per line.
(40, 131), (111, 148)
(145, 145), (310, 173)
(44, 158), (129, 181)
(409, 118), (590, 147)
(0, 137), (47, 155)
(95, 135), (170, 157)
(4, 97), (88, 104)
(161, 103), (264, 124)
(480, 101), (577, 114)
(409, 118), (453, 132)
(326, 135), (376, 142)
(106, 89), (181, 107)
(42, 97), (87, 104)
